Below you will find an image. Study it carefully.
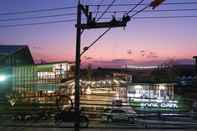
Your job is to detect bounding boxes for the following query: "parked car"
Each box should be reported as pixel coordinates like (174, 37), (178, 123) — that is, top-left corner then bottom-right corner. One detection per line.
(54, 110), (89, 128)
(102, 108), (135, 123)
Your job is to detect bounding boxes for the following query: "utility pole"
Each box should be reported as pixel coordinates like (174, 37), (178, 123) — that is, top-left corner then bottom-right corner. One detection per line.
(74, 0), (81, 131)
(73, 1), (166, 130)
(74, 1), (130, 131)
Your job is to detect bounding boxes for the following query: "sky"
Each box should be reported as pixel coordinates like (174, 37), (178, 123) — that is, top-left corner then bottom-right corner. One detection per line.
(0, 0), (197, 68)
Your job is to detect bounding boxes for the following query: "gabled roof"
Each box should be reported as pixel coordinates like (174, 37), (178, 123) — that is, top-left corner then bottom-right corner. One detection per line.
(0, 45), (28, 55)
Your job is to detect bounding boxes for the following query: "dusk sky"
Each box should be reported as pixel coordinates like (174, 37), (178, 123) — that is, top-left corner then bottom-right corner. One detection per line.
(0, 0), (197, 67)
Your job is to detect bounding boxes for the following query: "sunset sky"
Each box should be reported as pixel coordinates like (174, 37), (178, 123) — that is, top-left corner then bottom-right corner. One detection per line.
(0, 0), (197, 67)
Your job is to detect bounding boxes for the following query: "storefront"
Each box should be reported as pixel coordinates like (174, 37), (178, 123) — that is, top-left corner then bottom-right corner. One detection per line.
(36, 61), (73, 81)
(128, 83), (191, 112)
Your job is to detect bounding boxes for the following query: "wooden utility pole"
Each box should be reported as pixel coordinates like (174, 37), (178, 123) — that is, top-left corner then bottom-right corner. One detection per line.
(74, 1), (82, 131)
(74, 1), (130, 131)
(73, 1), (166, 130)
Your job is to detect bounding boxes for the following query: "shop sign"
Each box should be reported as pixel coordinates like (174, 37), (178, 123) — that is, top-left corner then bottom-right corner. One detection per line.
(140, 102), (178, 108)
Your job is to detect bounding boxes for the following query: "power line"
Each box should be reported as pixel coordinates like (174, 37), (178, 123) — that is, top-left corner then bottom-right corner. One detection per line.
(0, 6), (76, 16)
(0, 19), (75, 28)
(1, 15), (197, 28)
(129, 8), (197, 13)
(80, 0), (146, 56)
(133, 15), (197, 19)
(0, 13), (75, 22)
(81, 0), (116, 35)
(96, 0), (116, 21)
(0, 2), (197, 16)
(89, 2), (197, 7)
(97, 8), (197, 14)
(102, 15), (197, 20)
(95, 0), (105, 18)
(126, 0), (145, 15)
(126, 0), (150, 21)
(80, 28), (111, 56)
(1, 8), (197, 22)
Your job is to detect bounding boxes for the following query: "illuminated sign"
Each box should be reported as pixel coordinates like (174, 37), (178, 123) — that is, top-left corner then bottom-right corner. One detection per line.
(130, 98), (179, 109)
(141, 102), (178, 108)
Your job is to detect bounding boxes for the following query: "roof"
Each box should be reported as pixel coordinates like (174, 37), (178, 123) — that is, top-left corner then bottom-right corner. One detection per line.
(36, 60), (75, 65)
(0, 45), (28, 55)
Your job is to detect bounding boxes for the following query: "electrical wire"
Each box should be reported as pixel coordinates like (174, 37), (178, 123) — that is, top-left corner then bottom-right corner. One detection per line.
(1, 14), (197, 28)
(80, 0), (196, 56)
(0, 19), (75, 28)
(80, 28), (111, 56)
(0, 2), (197, 15)
(0, 13), (75, 22)
(126, 0), (145, 15)
(80, 0), (146, 57)
(100, 16), (197, 20)
(96, 8), (197, 14)
(96, 0), (116, 21)
(125, 8), (197, 13)
(1, 8), (197, 22)
(0, 1), (197, 16)
(88, 2), (197, 7)
(133, 15), (197, 19)
(0, 6), (76, 16)
(95, 0), (105, 18)
(0, 0), (197, 28)
(81, 0), (116, 36)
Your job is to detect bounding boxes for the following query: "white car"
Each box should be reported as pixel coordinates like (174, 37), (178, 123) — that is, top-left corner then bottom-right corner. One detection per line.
(102, 108), (135, 123)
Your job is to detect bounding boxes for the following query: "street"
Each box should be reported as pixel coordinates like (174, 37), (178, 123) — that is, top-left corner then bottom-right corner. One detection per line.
(0, 127), (197, 131)
(1, 92), (197, 130)
(1, 113), (197, 130)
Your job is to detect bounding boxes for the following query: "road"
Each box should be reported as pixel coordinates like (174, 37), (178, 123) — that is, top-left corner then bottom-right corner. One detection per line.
(1, 89), (197, 131)
(1, 93), (197, 130)
(0, 126), (197, 131)
(0, 127), (197, 131)
(1, 114), (197, 129)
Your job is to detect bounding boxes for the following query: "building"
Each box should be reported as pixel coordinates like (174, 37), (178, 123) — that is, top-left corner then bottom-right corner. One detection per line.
(0, 45), (34, 97)
(0, 45), (34, 67)
(36, 61), (74, 81)
(11, 61), (75, 95)
(128, 83), (191, 112)
(0, 45), (75, 99)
